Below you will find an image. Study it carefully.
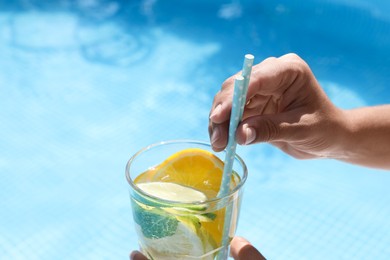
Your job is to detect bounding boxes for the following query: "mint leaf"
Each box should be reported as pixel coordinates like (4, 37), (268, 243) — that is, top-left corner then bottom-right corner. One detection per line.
(132, 201), (178, 239)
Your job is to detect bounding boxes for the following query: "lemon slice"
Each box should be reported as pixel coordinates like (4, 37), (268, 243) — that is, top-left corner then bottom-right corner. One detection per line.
(137, 182), (207, 203)
(153, 148), (224, 196)
(138, 221), (210, 259)
(134, 148), (239, 199)
(137, 215), (214, 259)
(135, 182), (214, 259)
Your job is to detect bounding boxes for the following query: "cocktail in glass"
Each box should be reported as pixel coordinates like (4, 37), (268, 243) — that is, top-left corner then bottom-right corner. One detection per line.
(126, 140), (247, 259)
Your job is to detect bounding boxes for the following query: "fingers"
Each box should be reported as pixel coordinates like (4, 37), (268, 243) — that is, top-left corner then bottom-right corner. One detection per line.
(230, 237), (266, 260)
(209, 53), (310, 123)
(209, 81), (235, 124)
(209, 53), (313, 150)
(209, 121), (229, 152)
(235, 111), (304, 145)
(209, 86), (234, 151)
(247, 53), (311, 98)
(130, 251), (148, 260)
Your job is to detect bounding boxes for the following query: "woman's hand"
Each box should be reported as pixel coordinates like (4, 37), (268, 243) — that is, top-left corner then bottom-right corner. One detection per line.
(209, 53), (390, 169)
(209, 53), (346, 160)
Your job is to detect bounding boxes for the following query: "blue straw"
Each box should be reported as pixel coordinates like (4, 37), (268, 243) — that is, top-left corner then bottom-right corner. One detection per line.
(216, 54), (254, 260)
(218, 54), (254, 198)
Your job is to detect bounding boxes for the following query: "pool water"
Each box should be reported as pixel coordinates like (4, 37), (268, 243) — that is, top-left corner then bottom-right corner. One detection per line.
(1, 0), (389, 259)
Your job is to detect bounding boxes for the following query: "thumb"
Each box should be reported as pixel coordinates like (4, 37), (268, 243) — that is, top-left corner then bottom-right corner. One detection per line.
(230, 236), (266, 260)
(236, 112), (300, 145)
(130, 251), (148, 260)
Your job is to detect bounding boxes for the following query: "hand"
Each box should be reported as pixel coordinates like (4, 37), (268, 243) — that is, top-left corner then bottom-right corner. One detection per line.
(229, 236), (266, 260)
(209, 53), (347, 160)
(130, 236), (266, 260)
(129, 251), (147, 260)
(209, 53), (390, 169)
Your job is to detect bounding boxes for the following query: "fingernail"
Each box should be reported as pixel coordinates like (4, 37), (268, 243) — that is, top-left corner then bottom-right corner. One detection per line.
(244, 124), (256, 145)
(211, 126), (220, 146)
(209, 104), (222, 121)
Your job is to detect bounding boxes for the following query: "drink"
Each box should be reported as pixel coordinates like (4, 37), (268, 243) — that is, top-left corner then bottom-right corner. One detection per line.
(126, 140), (247, 260)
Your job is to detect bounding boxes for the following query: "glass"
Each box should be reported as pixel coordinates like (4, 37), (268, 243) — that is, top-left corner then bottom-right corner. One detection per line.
(126, 140), (247, 259)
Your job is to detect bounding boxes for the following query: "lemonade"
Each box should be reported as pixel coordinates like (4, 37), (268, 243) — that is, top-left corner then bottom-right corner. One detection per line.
(126, 141), (247, 260)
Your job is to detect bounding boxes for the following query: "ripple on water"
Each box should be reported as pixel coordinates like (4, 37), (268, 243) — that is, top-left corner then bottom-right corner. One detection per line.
(7, 11), (153, 67)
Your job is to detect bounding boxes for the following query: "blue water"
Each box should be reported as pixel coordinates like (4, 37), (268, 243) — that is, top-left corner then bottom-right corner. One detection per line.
(1, 0), (389, 259)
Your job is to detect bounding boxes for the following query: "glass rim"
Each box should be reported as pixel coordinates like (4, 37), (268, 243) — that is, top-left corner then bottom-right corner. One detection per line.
(125, 139), (248, 206)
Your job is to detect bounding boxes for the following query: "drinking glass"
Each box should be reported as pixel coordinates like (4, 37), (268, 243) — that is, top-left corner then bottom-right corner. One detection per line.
(126, 140), (247, 259)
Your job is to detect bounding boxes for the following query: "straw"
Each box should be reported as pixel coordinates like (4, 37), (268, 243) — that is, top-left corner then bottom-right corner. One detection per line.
(216, 54), (254, 260)
(218, 54), (254, 198)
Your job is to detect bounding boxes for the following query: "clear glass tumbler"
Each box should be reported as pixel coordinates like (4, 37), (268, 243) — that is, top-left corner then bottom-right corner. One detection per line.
(126, 140), (247, 259)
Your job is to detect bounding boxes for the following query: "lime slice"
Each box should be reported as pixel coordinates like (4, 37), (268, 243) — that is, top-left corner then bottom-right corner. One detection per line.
(137, 182), (207, 203)
(164, 207), (217, 222)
